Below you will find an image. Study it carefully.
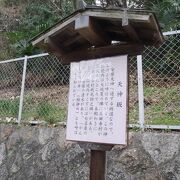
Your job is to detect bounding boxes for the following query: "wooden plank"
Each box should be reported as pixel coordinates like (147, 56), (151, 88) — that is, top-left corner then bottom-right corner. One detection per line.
(32, 14), (80, 46)
(123, 24), (141, 43)
(63, 35), (84, 46)
(79, 143), (113, 151)
(104, 26), (124, 34)
(148, 15), (164, 46)
(43, 37), (65, 56)
(83, 10), (151, 22)
(60, 43), (144, 63)
(32, 10), (151, 46)
(121, 9), (141, 43)
(75, 16), (111, 46)
(90, 150), (106, 180)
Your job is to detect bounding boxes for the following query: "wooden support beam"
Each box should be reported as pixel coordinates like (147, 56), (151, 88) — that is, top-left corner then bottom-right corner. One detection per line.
(75, 16), (111, 46)
(121, 9), (141, 43)
(83, 10), (151, 22)
(63, 35), (91, 48)
(104, 26), (125, 34)
(43, 37), (65, 56)
(63, 35), (82, 46)
(123, 24), (141, 43)
(90, 150), (106, 180)
(148, 15), (164, 47)
(60, 43), (144, 63)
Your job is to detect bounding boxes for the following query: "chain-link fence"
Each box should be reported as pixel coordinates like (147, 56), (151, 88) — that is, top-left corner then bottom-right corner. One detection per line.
(0, 53), (139, 125)
(129, 56), (139, 124)
(23, 55), (70, 124)
(0, 54), (70, 124)
(0, 59), (23, 122)
(142, 31), (180, 127)
(0, 30), (179, 129)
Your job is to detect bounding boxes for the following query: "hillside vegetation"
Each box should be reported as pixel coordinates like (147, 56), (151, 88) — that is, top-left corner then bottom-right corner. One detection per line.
(0, 0), (74, 59)
(0, 0), (179, 125)
(0, 0), (179, 60)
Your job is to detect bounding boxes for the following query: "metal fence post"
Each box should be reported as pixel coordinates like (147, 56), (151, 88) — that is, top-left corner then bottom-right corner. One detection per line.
(137, 55), (145, 129)
(17, 55), (28, 124)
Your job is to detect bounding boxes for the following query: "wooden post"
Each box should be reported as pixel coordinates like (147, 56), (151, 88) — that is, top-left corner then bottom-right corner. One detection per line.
(90, 150), (106, 180)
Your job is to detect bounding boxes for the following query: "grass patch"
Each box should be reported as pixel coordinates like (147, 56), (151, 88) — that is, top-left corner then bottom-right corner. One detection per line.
(129, 105), (139, 124)
(21, 99), (67, 124)
(36, 102), (66, 124)
(0, 97), (66, 124)
(129, 86), (180, 126)
(147, 116), (180, 126)
(0, 99), (19, 117)
(0, 86), (179, 126)
(144, 86), (180, 125)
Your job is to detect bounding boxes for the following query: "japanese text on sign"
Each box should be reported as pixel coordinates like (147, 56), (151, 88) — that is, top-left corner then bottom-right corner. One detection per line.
(66, 55), (128, 145)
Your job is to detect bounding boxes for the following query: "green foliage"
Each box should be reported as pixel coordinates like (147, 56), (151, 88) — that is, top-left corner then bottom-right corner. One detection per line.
(1, 0), (74, 57)
(6, 31), (26, 44)
(37, 102), (54, 117)
(0, 97), (66, 124)
(21, 3), (58, 32)
(36, 101), (66, 124)
(120, 0), (180, 30)
(11, 40), (42, 56)
(0, 0), (179, 60)
(0, 99), (19, 117)
(144, 86), (180, 125)
(2, 0), (21, 6)
(148, 0), (180, 30)
(61, 1), (74, 18)
(129, 86), (180, 126)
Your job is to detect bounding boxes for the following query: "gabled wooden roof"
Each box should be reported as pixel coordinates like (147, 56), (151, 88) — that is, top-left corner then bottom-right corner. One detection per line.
(31, 7), (164, 63)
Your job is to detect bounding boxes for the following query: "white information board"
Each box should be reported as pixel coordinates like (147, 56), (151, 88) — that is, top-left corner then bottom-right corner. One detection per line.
(66, 55), (128, 145)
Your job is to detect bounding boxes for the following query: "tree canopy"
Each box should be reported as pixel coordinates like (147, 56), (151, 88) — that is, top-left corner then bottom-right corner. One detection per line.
(0, 0), (179, 59)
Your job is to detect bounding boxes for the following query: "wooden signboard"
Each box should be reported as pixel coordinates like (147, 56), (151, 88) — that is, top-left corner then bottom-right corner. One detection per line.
(66, 55), (128, 145)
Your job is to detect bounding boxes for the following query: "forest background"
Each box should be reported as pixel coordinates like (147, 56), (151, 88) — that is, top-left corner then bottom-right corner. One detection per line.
(0, 0), (179, 60)
(0, 0), (179, 125)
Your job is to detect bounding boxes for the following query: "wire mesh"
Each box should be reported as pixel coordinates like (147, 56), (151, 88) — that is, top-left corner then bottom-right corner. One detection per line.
(0, 31), (179, 127)
(21, 55), (139, 125)
(129, 56), (138, 124)
(22, 55), (70, 124)
(0, 60), (23, 122)
(143, 33), (180, 126)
